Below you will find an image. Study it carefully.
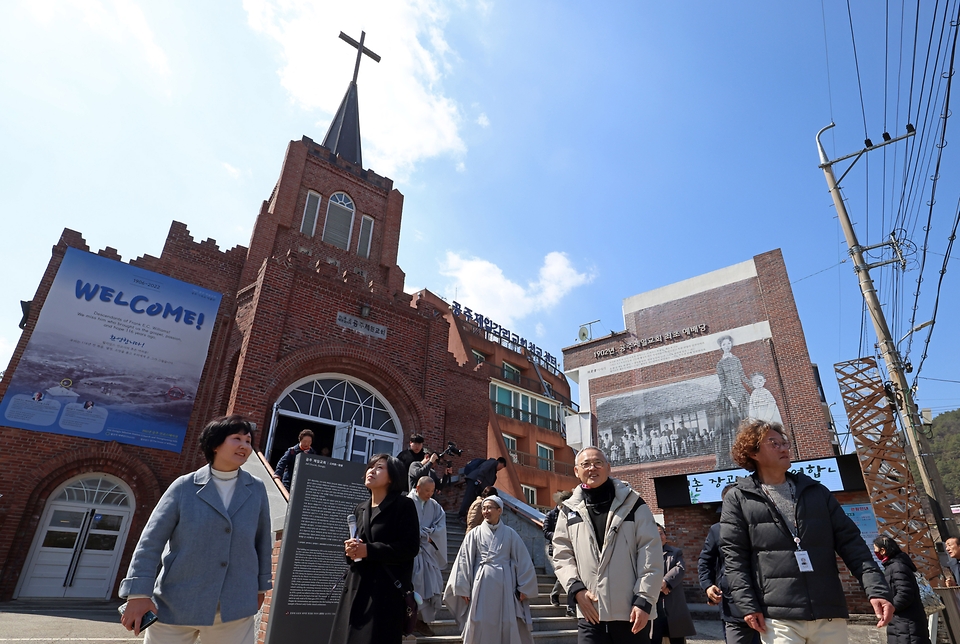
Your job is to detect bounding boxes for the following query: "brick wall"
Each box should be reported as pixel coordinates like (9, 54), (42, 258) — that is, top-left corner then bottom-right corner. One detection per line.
(0, 136), (519, 601)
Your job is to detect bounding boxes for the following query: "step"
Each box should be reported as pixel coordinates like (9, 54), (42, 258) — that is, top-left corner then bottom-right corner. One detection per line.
(434, 602), (571, 622)
(406, 628), (579, 644)
(426, 615), (577, 637)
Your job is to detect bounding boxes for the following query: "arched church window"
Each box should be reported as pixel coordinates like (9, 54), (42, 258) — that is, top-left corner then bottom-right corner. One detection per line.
(321, 192), (355, 250)
(56, 476), (130, 507)
(278, 377), (397, 434)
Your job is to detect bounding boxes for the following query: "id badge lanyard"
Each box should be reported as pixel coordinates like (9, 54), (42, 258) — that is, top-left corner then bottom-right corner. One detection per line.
(763, 484), (814, 573)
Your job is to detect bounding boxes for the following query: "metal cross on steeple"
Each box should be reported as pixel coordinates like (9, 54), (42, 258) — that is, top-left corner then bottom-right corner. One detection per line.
(339, 31), (381, 84)
(322, 31), (380, 167)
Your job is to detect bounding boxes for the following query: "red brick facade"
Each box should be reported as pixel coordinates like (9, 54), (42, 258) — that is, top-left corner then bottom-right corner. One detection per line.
(563, 250), (834, 513)
(0, 134), (573, 604)
(562, 251), (879, 612)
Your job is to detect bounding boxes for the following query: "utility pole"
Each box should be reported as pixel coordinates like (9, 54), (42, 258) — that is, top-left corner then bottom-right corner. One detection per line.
(816, 123), (955, 541)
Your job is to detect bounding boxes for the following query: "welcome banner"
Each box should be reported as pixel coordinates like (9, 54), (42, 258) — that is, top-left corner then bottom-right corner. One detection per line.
(0, 247), (222, 452)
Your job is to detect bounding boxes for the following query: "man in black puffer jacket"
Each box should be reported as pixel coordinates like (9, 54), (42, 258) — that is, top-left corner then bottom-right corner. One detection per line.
(720, 420), (893, 643)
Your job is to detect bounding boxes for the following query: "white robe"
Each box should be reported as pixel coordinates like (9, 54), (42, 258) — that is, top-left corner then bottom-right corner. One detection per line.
(408, 490), (448, 622)
(443, 520), (539, 644)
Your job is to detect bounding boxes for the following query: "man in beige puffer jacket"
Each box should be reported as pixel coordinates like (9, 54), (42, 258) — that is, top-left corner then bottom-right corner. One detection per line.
(552, 447), (664, 643)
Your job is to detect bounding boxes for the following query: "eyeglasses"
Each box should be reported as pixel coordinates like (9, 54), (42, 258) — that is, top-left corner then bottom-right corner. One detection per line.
(577, 460), (607, 470)
(761, 437), (789, 450)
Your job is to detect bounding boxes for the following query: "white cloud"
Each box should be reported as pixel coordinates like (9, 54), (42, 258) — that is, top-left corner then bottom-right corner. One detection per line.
(535, 322), (545, 337)
(440, 251), (594, 329)
(243, 0), (466, 179)
(222, 162), (241, 179)
(477, 113), (489, 127)
(455, 161), (466, 173)
(27, 0), (171, 77)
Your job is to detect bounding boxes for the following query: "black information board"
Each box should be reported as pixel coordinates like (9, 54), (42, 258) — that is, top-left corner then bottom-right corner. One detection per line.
(264, 454), (369, 644)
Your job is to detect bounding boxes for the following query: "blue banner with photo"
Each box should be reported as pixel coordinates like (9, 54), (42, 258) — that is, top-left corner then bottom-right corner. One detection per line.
(0, 247), (222, 452)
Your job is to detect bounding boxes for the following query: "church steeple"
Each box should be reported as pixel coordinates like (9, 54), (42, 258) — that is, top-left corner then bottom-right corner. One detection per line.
(322, 31), (380, 168)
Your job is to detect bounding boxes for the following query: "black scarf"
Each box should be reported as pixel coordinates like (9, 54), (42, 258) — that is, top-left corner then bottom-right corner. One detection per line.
(582, 479), (615, 549)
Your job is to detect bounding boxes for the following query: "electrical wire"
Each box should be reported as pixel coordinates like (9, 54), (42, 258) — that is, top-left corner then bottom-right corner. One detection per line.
(912, 196), (960, 388)
(821, 0), (835, 122)
(846, 0), (871, 140)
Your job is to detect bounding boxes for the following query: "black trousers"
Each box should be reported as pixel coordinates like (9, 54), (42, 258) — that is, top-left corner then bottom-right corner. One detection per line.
(650, 613), (685, 644)
(457, 480), (481, 517)
(724, 620), (760, 644)
(579, 619), (651, 644)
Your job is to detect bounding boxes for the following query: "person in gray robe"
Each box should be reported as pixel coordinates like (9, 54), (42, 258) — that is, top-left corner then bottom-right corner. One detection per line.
(408, 476), (447, 636)
(443, 496), (539, 644)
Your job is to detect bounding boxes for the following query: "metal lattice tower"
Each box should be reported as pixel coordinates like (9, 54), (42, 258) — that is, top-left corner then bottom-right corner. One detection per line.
(835, 357), (942, 582)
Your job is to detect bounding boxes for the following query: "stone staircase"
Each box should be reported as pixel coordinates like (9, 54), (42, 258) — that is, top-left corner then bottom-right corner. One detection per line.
(409, 513), (578, 644)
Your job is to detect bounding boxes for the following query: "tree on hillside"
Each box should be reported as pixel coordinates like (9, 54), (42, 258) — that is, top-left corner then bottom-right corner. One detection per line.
(928, 409), (960, 508)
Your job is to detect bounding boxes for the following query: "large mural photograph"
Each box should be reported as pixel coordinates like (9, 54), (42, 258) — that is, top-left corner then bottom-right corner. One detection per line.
(596, 336), (784, 469)
(0, 248), (223, 452)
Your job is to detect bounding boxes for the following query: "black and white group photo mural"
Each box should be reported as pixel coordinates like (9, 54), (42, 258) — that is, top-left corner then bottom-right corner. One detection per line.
(596, 336), (783, 469)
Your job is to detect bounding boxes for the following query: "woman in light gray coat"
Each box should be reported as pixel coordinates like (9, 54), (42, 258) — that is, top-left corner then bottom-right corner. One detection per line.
(119, 415), (274, 643)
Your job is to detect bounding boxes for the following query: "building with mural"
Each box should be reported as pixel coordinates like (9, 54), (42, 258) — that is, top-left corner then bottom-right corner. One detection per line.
(562, 252), (878, 613)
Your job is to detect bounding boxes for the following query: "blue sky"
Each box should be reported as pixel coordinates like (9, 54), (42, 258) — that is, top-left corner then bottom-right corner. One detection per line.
(1, 1), (958, 435)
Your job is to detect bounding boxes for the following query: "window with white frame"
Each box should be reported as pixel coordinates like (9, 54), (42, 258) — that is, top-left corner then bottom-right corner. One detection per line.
(537, 443), (554, 471)
(502, 362), (521, 383)
(502, 434), (518, 463)
(301, 192), (322, 236)
(321, 192), (355, 250)
(357, 215), (374, 259)
(489, 382), (560, 430)
(521, 484), (537, 507)
(473, 350), (486, 365)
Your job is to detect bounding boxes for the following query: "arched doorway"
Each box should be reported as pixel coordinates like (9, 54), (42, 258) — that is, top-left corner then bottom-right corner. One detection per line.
(266, 374), (403, 466)
(16, 474), (134, 599)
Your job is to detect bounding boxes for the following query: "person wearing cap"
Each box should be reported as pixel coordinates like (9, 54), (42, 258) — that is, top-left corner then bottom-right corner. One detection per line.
(444, 495), (539, 644)
(396, 434), (425, 490)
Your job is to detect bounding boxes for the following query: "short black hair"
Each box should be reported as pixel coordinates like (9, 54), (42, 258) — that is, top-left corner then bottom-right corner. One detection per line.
(409, 434), (424, 443)
(480, 486), (499, 498)
(496, 457), (507, 465)
(298, 429), (315, 441)
(366, 453), (407, 495)
(199, 415), (255, 463)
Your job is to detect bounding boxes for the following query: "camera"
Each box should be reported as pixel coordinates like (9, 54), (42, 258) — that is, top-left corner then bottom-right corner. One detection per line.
(440, 441), (462, 458)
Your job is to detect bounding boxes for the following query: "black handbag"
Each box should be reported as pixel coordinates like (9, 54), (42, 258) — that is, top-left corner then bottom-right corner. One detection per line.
(384, 565), (418, 636)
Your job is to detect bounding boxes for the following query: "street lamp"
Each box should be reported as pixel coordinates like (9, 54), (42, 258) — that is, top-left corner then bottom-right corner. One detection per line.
(897, 320), (934, 348)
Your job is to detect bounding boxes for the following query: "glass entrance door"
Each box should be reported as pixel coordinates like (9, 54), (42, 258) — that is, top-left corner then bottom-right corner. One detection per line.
(17, 476), (132, 599)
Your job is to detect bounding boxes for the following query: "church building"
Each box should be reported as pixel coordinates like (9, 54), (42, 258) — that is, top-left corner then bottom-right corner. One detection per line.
(0, 33), (577, 602)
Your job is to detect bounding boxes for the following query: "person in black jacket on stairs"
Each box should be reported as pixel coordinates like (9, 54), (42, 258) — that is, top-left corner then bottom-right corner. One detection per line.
(873, 536), (931, 644)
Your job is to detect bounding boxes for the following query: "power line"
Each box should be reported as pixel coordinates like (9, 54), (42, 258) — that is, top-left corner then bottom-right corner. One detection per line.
(846, 0), (871, 141)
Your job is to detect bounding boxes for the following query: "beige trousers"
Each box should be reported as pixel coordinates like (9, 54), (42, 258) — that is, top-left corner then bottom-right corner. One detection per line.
(760, 618), (848, 644)
(143, 612), (256, 644)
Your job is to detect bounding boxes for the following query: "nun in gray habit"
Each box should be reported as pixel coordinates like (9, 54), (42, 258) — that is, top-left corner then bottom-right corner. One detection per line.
(443, 495), (539, 644)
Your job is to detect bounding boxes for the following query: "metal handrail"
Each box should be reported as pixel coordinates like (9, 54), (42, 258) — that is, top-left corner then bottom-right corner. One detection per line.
(493, 401), (563, 434)
(480, 362), (579, 411)
(506, 447), (576, 477)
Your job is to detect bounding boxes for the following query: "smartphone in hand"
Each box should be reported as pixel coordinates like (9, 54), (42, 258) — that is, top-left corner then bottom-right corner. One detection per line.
(118, 601), (159, 630)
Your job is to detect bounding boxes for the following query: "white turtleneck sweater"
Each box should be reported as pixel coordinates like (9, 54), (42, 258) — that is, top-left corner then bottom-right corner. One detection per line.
(211, 467), (239, 510)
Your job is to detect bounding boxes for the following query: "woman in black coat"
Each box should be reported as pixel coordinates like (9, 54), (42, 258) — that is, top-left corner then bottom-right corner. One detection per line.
(652, 524), (697, 644)
(328, 454), (420, 644)
(873, 536), (931, 644)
